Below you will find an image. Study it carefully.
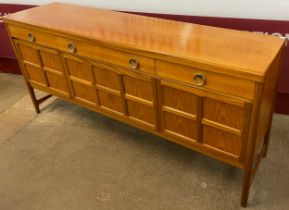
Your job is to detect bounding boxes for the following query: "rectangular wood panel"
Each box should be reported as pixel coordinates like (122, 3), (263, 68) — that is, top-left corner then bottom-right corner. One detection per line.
(163, 112), (197, 141)
(162, 85), (198, 115)
(123, 75), (153, 101)
(46, 72), (69, 96)
(24, 64), (46, 85)
(17, 43), (40, 65)
(98, 90), (124, 114)
(65, 57), (93, 82)
(203, 97), (245, 130)
(93, 66), (120, 91)
(203, 125), (241, 156)
(71, 81), (97, 105)
(126, 100), (155, 127)
(40, 50), (63, 73)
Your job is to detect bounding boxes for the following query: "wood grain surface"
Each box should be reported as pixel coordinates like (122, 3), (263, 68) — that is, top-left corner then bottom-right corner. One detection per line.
(4, 3), (286, 207)
(4, 2), (285, 81)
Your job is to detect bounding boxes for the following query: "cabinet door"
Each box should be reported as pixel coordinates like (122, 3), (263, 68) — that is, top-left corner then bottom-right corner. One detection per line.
(202, 97), (251, 160)
(159, 80), (199, 142)
(14, 40), (70, 98)
(159, 80), (251, 161)
(63, 54), (98, 107)
(63, 54), (157, 129)
(122, 72), (157, 129)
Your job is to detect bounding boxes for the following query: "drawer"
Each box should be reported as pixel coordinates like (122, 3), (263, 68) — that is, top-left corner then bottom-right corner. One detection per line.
(8, 24), (155, 74)
(156, 60), (255, 100)
(9, 24), (59, 50)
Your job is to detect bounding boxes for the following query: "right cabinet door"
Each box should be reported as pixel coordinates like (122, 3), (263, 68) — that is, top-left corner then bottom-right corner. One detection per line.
(159, 80), (252, 161)
(202, 97), (251, 160)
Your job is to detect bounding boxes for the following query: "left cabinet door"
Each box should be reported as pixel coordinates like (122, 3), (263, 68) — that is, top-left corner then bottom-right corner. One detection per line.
(13, 40), (70, 98)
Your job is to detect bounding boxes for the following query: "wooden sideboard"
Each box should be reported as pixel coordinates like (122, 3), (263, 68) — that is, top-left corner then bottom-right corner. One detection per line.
(3, 3), (285, 207)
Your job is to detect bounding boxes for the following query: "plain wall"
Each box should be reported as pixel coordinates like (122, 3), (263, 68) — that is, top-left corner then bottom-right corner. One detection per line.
(2, 0), (289, 21)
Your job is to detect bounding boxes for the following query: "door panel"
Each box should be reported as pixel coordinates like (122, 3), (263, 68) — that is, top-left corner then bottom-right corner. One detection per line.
(71, 81), (97, 105)
(40, 50), (63, 73)
(65, 57), (93, 82)
(126, 100), (155, 126)
(122, 73), (156, 128)
(93, 66), (120, 91)
(98, 90), (124, 114)
(203, 98), (244, 130)
(14, 40), (70, 98)
(18, 44), (40, 64)
(162, 85), (198, 115)
(46, 72), (69, 95)
(24, 64), (46, 85)
(163, 112), (197, 141)
(123, 75), (153, 101)
(160, 81), (198, 142)
(203, 125), (241, 156)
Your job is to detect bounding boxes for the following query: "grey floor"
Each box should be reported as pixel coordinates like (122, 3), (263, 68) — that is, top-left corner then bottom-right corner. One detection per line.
(0, 72), (288, 210)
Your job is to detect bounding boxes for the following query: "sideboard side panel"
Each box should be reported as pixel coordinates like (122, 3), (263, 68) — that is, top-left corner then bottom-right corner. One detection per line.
(255, 47), (285, 155)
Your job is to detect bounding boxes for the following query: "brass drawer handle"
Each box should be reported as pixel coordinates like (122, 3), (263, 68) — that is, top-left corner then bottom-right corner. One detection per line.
(193, 74), (206, 86)
(67, 42), (76, 53)
(27, 32), (35, 42)
(129, 58), (139, 70)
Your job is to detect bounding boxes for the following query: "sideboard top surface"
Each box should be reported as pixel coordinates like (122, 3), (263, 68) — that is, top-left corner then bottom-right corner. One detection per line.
(4, 2), (285, 80)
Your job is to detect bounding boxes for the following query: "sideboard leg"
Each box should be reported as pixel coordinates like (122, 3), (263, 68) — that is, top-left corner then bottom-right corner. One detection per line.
(262, 125), (272, 158)
(26, 85), (53, 114)
(27, 85), (40, 114)
(241, 167), (252, 207)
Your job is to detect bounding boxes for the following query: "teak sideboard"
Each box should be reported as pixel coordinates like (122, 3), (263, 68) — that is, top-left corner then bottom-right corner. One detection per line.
(3, 3), (285, 207)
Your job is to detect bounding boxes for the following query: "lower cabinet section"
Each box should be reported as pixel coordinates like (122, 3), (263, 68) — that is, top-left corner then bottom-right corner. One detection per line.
(159, 80), (251, 160)
(14, 39), (252, 166)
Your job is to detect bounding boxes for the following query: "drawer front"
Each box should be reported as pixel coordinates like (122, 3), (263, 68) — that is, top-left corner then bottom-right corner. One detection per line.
(9, 24), (58, 51)
(156, 60), (255, 100)
(8, 24), (155, 74)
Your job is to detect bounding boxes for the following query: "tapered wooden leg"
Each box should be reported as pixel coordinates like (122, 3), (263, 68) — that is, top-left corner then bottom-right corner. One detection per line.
(26, 85), (52, 114)
(241, 167), (252, 207)
(262, 128), (271, 158)
(27, 85), (40, 113)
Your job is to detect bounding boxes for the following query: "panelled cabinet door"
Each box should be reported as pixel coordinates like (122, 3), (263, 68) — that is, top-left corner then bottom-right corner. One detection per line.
(63, 54), (98, 107)
(63, 54), (157, 130)
(122, 72), (157, 129)
(159, 80), (251, 161)
(93, 62), (124, 115)
(202, 97), (252, 161)
(14, 40), (70, 98)
(158, 80), (199, 142)
(15, 41), (46, 86)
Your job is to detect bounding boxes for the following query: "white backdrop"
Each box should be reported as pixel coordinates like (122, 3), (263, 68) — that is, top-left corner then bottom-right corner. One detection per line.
(2, 0), (289, 21)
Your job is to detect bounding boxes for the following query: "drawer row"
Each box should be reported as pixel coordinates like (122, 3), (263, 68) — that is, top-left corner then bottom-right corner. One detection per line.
(8, 24), (255, 100)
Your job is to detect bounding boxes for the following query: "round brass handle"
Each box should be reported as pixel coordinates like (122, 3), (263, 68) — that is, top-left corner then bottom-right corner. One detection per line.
(67, 42), (76, 53)
(129, 58), (139, 70)
(193, 74), (206, 86)
(27, 32), (35, 42)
